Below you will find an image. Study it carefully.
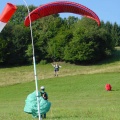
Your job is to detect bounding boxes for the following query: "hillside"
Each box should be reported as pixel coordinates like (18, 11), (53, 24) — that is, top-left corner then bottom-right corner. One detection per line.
(0, 47), (120, 87)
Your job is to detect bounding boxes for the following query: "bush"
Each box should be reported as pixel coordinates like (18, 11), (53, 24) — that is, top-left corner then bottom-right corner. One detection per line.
(39, 60), (47, 65)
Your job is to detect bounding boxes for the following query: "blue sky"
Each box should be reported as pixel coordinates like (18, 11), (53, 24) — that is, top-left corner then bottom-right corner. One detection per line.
(1, 0), (120, 25)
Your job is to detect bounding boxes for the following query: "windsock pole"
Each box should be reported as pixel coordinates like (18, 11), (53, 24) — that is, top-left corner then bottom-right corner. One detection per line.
(22, 0), (41, 120)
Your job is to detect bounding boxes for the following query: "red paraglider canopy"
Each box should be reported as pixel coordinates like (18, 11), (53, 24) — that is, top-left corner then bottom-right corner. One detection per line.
(24, 1), (100, 26)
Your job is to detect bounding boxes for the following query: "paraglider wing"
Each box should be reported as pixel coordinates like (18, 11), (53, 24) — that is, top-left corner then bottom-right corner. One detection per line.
(0, 3), (17, 32)
(24, 1), (100, 26)
(24, 91), (51, 118)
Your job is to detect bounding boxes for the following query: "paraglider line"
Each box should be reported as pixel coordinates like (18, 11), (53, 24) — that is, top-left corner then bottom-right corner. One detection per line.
(22, 0), (41, 120)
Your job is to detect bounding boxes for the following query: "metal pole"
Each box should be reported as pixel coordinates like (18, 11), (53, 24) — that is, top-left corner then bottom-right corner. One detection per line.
(22, 0), (41, 120)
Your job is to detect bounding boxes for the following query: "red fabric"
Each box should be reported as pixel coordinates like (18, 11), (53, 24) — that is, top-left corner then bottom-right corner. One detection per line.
(105, 84), (112, 91)
(0, 3), (17, 22)
(24, 1), (100, 26)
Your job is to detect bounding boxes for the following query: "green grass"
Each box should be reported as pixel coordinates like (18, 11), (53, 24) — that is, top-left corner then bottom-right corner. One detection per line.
(0, 47), (120, 119)
(0, 47), (120, 87)
(0, 58), (120, 87)
(0, 73), (120, 120)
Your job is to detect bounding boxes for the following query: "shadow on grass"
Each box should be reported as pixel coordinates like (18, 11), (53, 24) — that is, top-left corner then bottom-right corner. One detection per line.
(111, 89), (120, 91)
(98, 47), (120, 65)
(49, 116), (79, 120)
(0, 63), (32, 69)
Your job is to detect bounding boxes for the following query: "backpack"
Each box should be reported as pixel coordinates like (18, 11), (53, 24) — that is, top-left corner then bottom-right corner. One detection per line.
(41, 92), (48, 100)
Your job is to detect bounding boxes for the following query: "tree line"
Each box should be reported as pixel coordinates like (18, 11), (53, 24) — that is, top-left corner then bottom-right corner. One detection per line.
(0, 5), (120, 66)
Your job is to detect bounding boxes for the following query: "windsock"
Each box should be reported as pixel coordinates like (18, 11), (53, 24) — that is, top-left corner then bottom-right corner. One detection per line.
(0, 3), (17, 32)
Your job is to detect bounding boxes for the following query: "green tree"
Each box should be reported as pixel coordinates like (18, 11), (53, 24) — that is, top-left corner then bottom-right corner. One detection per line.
(0, 4), (119, 66)
(47, 30), (73, 61)
(10, 5), (36, 25)
(25, 14), (63, 63)
(64, 18), (114, 64)
(3, 24), (30, 65)
(111, 22), (120, 46)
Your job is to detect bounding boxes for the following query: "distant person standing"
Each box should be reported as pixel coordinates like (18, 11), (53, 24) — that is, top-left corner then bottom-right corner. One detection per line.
(51, 63), (61, 76)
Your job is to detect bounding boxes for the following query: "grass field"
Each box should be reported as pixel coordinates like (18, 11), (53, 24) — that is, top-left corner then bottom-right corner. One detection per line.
(0, 47), (120, 120)
(0, 73), (120, 120)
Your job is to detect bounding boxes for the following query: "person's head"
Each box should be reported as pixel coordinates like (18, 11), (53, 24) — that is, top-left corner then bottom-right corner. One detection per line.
(40, 86), (45, 91)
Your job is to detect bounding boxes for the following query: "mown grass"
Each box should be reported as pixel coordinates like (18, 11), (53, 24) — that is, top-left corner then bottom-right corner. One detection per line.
(0, 47), (120, 119)
(0, 58), (120, 87)
(0, 73), (120, 120)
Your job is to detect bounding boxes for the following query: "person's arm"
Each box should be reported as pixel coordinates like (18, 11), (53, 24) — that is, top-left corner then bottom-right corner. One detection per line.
(59, 65), (62, 68)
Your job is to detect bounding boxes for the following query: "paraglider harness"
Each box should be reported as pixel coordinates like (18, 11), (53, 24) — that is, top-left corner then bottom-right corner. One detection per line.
(41, 91), (48, 100)
(54, 65), (59, 72)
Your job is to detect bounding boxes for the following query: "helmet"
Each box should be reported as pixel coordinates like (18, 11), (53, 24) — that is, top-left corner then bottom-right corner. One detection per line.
(40, 86), (45, 90)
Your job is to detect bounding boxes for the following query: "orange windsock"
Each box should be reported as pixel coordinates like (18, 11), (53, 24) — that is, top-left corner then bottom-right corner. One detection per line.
(0, 3), (17, 32)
